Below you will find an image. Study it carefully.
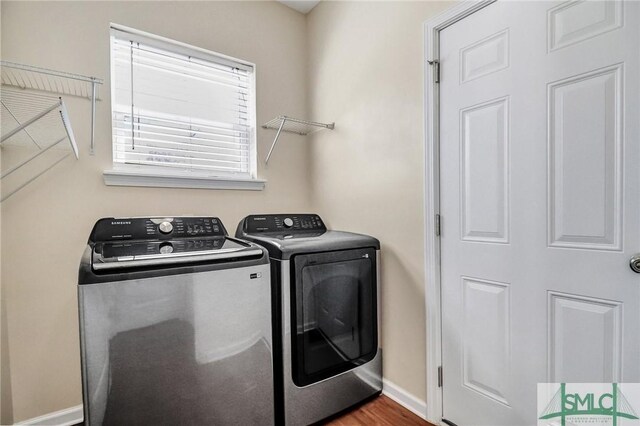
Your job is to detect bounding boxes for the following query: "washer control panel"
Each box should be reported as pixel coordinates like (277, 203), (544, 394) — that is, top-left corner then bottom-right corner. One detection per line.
(243, 214), (326, 233)
(90, 217), (226, 242)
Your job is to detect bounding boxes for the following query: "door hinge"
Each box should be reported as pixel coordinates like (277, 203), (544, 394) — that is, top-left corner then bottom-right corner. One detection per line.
(435, 214), (441, 237)
(437, 365), (443, 387)
(428, 59), (440, 83)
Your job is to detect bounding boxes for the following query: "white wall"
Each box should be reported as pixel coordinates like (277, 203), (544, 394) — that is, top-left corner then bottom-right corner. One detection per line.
(307, 0), (452, 401)
(0, 1), (310, 422)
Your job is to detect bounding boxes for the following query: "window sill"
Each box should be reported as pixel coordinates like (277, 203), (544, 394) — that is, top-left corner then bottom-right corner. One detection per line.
(103, 169), (266, 191)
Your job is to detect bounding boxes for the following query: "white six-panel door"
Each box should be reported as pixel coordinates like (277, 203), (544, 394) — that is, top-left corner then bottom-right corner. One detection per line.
(438, 1), (640, 424)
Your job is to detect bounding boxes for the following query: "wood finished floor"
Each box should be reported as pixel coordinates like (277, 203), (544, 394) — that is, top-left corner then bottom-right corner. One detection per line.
(74, 395), (433, 426)
(321, 395), (435, 426)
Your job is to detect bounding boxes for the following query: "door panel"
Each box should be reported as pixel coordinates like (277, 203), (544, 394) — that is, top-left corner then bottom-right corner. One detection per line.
(548, 291), (622, 383)
(547, 1), (623, 52)
(548, 64), (622, 250)
(460, 29), (510, 83)
(460, 97), (510, 243)
(439, 1), (640, 424)
(462, 277), (511, 406)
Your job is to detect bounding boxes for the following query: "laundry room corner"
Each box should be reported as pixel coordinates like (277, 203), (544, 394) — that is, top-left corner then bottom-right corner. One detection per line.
(3, 1), (639, 425)
(0, 1), (312, 423)
(306, 0), (453, 409)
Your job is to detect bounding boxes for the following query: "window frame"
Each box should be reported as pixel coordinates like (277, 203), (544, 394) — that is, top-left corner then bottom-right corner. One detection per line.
(104, 23), (264, 191)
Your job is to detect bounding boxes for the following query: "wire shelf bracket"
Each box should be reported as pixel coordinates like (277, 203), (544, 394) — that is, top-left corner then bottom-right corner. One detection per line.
(0, 60), (103, 154)
(262, 116), (334, 164)
(1, 88), (79, 202)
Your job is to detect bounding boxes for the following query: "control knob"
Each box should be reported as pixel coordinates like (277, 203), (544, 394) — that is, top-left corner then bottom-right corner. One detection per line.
(283, 218), (294, 228)
(158, 221), (173, 234)
(159, 243), (174, 254)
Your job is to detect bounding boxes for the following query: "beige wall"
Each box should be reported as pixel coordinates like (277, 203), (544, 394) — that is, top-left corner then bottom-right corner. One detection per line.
(1, 1), (310, 422)
(0, 1), (9, 421)
(1, 260), (10, 426)
(0, 302), (11, 426)
(307, 0), (452, 400)
(1, 5), (10, 422)
(1, 1), (458, 422)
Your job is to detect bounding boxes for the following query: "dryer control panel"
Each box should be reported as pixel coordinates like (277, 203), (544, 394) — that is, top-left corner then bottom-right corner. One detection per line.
(89, 217), (227, 242)
(242, 214), (326, 233)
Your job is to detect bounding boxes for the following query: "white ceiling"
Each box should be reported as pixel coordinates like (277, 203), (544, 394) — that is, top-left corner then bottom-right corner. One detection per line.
(277, 0), (321, 14)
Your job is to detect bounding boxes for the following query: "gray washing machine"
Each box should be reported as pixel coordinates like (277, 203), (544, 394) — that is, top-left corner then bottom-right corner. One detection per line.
(236, 214), (382, 425)
(78, 216), (274, 426)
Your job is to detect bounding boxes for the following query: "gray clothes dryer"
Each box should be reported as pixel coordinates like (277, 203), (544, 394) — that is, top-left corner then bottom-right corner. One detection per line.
(236, 214), (383, 426)
(78, 217), (274, 426)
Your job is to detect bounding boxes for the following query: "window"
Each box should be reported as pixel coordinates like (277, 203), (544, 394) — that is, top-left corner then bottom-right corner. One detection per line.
(105, 25), (263, 190)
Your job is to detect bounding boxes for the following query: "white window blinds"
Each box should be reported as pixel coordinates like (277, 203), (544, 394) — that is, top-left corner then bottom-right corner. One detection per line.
(110, 27), (256, 178)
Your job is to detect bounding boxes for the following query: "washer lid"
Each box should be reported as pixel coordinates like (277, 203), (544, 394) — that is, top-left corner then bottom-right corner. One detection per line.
(92, 237), (263, 271)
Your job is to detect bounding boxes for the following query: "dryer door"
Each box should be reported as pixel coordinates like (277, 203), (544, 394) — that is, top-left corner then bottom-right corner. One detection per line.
(291, 247), (378, 387)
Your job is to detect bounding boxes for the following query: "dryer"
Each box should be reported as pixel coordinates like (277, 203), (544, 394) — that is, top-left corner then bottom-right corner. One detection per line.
(236, 214), (382, 425)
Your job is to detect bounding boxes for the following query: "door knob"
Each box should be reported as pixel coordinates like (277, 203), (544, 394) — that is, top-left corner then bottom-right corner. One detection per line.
(631, 254), (640, 273)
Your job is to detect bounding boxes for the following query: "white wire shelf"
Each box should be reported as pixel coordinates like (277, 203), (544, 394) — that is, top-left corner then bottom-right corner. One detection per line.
(262, 116), (334, 164)
(0, 60), (103, 154)
(1, 87), (79, 202)
(1, 61), (103, 100)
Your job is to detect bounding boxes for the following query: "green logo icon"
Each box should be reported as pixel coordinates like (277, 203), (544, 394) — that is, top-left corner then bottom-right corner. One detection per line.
(539, 383), (639, 426)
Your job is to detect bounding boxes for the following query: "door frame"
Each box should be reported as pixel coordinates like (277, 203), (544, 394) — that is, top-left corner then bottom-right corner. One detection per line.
(422, 1), (496, 423)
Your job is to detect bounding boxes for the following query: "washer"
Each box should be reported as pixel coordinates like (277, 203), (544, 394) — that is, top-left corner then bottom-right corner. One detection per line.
(78, 217), (274, 426)
(236, 214), (382, 425)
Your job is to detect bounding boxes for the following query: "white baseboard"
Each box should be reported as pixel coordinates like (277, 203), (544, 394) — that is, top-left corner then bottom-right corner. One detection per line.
(16, 405), (83, 426)
(16, 381), (424, 426)
(382, 378), (428, 421)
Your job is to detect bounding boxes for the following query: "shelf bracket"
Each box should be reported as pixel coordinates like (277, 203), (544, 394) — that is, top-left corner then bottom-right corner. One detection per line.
(1, 100), (62, 143)
(90, 78), (97, 155)
(0, 90), (80, 202)
(0, 60), (103, 155)
(262, 115), (335, 165)
(265, 117), (287, 165)
(0, 100), (42, 149)
(59, 99), (79, 159)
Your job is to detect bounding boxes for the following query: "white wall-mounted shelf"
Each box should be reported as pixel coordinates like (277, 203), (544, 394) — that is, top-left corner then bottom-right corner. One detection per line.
(262, 116), (334, 164)
(1, 88), (79, 201)
(0, 61), (103, 201)
(0, 60), (103, 154)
